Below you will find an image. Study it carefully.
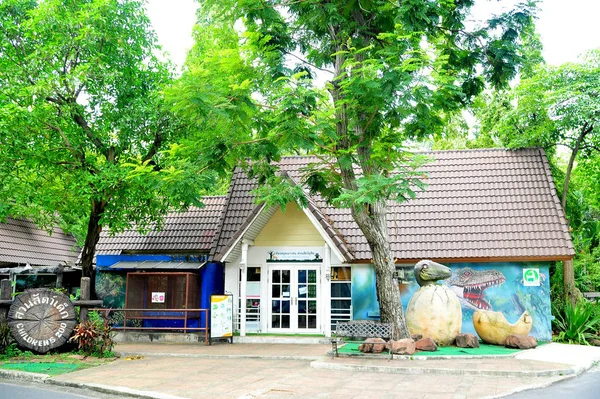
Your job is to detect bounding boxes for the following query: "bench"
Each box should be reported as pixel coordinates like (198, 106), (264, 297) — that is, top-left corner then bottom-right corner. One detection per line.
(583, 292), (600, 302)
(331, 320), (394, 359)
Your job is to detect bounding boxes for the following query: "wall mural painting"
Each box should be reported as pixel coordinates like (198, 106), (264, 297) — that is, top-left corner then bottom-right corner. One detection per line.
(95, 271), (126, 309)
(351, 262), (552, 341)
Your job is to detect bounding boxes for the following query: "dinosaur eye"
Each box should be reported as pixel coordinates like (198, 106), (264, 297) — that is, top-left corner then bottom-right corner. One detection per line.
(422, 265), (427, 269)
(463, 271), (470, 277)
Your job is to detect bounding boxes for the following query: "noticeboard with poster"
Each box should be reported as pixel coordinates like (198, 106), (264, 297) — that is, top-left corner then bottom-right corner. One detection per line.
(210, 294), (233, 344)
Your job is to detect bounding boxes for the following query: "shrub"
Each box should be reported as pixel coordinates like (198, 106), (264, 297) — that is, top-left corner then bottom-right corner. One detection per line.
(0, 319), (14, 354)
(70, 310), (115, 358)
(69, 320), (98, 356)
(553, 301), (600, 345)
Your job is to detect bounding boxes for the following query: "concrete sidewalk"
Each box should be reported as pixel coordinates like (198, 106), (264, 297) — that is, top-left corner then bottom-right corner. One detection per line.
(37, 341), (600, 399)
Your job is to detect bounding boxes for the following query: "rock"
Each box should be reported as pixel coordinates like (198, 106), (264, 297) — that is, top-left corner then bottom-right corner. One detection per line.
(387, 338), (416, 355)
(406, 285), (462, 346)
(589, 339), (600, 347)
(411, 334), (423, 341)
(455, 333), (480, 348)
(415, 337), (437, 351)
(358, 338), (387, 353)
(505, 335), (537, 349)
(472, 310), (532, 345)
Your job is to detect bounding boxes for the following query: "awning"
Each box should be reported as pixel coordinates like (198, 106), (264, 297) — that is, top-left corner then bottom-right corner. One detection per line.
(107, 261), (206, 270)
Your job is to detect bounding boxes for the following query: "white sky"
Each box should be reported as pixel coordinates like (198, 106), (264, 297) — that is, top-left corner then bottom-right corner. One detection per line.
(145, 0), (600, 71)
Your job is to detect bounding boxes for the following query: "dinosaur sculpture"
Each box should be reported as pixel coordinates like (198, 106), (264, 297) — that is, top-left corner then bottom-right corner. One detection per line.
(406, 260), (462, 346)
(446, 267), (506, 310)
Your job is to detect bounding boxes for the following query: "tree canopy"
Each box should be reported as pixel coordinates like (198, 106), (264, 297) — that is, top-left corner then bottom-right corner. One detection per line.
(171, 0), (537, 337)
(0, 0), (208, 282)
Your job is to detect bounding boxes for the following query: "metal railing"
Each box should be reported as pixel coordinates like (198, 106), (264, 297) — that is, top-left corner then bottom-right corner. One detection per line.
(91, 308), (209, 345)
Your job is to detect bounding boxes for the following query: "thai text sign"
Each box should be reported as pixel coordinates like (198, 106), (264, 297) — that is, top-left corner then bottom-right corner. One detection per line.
(8, 288), (77, 353)
(267, 250), (322, 262)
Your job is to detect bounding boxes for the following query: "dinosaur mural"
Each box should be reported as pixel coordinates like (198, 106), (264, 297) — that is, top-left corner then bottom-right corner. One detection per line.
(351, 262), (552, 341)
(446, 268), (506, 310)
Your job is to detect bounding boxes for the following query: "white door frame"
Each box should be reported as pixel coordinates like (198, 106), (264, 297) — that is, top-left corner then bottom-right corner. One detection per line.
(266, 263), (321, 334)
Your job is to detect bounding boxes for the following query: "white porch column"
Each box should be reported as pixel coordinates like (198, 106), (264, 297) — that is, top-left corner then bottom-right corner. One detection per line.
(239, 239), (254, 337)
(322, 243), (332, 337)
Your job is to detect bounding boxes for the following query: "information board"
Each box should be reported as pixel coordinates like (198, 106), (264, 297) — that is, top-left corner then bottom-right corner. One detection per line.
(210, 294), (233, 343)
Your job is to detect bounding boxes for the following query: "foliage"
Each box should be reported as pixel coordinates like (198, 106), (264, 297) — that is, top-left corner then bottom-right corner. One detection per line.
(0, 0), (210, 282)
(0, 319), (13, 354)
(553, 300), (600, 345)
(69, 320), (99, 356)
(70, 311), (114, 358)
(0, 343), (34, 361)
(173, 0), (537, 337)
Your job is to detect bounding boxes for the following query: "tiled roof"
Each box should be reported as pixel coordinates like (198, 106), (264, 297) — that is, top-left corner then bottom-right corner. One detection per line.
(0, 217), (80, 266)
(213, 148), (575, 262)
(97, 196), (225, 255)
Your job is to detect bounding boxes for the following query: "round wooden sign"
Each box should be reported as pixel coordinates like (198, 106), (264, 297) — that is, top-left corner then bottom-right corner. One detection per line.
(8, 288), (77, 353)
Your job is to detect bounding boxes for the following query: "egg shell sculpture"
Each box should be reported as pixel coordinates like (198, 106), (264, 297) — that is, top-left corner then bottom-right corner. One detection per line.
(406, 284), (462, 346)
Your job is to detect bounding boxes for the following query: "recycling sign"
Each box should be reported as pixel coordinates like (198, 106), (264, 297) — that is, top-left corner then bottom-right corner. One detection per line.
(523, 268), (540, 287)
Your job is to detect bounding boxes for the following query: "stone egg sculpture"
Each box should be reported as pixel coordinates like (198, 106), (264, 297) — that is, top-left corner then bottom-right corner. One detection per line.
(406, 260), (462, 346)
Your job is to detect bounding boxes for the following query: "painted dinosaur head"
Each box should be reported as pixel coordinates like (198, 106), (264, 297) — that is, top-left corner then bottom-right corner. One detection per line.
(414, 260), (452, 287)
(447, 268), (506, 310)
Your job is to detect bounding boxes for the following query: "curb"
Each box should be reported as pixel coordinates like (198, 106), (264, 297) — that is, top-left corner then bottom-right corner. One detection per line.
(117, 351), (322, 361)
(309, 360), (576, 378)
(486, 374), (577, 398)
(0, 368), (179, 399)
(0, 369), (50, 382)
(47, 379), (187, 399)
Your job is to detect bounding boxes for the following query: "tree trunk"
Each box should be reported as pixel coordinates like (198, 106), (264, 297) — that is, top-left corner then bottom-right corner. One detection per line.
(79, 199), (106, 299)
(562, 123), (592, 209)
(563, 259), (577, 306)
(351, 200), (411, 339)
(327, 22), (410, 339)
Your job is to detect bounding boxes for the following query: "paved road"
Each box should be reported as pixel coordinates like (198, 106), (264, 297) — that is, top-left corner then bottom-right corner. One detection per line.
(0, 379), (122, 399)
(506, 365), (600, 399)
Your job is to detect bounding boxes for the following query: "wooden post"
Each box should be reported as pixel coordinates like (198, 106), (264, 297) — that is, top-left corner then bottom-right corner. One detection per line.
(563, 259), (577, 306)
(1, 279), (11, 321)
(80, 277), (91, 322)
(55, 265), (64, 289)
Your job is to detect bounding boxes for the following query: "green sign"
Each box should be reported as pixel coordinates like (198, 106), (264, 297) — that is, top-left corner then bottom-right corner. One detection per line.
(523, 268), (540, 286)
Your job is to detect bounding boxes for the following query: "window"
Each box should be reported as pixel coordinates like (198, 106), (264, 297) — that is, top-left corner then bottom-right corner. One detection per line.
(331, 266), (352, 331)
(237, 266), (261, 332)
(14, 273), (57, 293)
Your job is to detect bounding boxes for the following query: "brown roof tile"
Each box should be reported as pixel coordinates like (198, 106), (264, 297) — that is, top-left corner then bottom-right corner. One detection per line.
(213, 148), (575, 262)
(96, 196), (225, 255)
(0, 217), (80, 266)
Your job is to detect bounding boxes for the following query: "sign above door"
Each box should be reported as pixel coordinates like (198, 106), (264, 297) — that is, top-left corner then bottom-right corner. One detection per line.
(267, 250), (323, 263)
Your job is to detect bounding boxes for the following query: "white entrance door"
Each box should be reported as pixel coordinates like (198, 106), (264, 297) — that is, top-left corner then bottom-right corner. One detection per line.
(268, 264), (320, 333)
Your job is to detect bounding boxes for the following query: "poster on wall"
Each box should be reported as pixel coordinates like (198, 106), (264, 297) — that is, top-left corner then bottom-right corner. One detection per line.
(522, 268), (540, 287)
(151, 292), (165, 303)
(210, 294), (233, 343)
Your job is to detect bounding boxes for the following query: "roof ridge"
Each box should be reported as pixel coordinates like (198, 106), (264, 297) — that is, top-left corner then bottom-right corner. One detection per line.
(275, 148), (541, 160)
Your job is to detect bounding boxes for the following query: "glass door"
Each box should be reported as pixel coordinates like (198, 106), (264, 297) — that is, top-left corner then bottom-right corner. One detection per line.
(296, 267), (319, 332)
(269, 267), (292, 331)
(268, 264), (320, 333)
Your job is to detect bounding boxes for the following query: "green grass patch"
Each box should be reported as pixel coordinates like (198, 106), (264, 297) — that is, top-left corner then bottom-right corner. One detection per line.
(337, 342), (522, 356)
(0, 362), (82, 376)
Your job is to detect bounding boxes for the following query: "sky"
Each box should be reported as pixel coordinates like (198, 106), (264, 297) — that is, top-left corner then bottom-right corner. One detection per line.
(145, 0), (600, 71)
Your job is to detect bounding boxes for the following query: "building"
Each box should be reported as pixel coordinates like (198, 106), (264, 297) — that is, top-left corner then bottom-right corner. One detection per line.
(97, 148), (575, 340)
(0, 217), (80, 294)
(95, 197), (226, 319)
